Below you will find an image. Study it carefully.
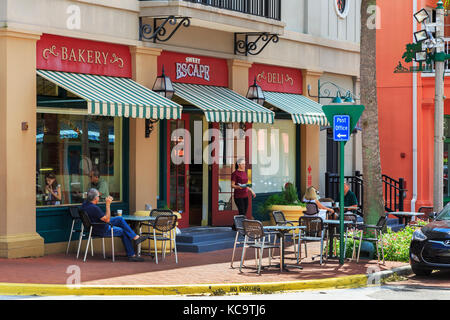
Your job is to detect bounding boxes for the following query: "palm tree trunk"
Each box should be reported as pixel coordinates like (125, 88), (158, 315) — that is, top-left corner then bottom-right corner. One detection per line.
(360, 0), (385, 226)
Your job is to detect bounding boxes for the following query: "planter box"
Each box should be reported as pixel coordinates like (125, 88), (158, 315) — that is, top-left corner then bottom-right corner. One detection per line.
(268, 205), (306, 226)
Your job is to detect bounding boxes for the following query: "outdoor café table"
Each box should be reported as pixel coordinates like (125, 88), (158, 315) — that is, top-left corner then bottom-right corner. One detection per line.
(121, 215), (156, 256)
(323, 219), (362, 259)
(390, 211), (425, 226)
(263, 225), (306, 272)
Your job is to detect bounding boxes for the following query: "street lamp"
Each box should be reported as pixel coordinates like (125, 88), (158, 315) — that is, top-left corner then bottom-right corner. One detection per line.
(412, 1), (446, 212)
(413, 8), (429, 24)
(152, 65), (175, 99)
(247, 77), (265, 105)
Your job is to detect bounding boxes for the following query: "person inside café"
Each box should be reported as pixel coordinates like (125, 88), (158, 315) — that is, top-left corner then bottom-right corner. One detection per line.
(44, 173), (62, 205)
(89, 169), (109, 202)
(81, 188), (149, 262)
(303, 186), (335, 220)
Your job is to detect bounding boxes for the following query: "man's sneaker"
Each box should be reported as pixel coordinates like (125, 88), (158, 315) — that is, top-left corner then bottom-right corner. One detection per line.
(133, 235), (150, 246)
(128, 256), (145, 262)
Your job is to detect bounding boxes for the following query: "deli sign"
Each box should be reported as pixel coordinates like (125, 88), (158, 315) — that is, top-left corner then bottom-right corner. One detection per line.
(37, 34), (131, 78)
(249, 63), (302, 94)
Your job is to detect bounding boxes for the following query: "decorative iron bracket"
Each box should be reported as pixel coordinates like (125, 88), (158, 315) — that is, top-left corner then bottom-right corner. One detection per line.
(308, 81), (360, 102)
(139, 16), (191, 43)
(234, 32), (279, 56)
(145, 119), (159, 138)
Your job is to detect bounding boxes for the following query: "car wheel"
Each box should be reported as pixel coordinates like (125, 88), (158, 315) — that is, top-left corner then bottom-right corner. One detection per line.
(411, 264), (432, 276)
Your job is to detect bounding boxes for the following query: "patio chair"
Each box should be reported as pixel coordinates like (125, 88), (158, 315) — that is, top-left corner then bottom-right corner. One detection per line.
(328, 213), (358, 258)
(78, 210), (119, 262)
(231, 215), (275, 268)
(270, 210), (300, 259)
(297, 216), (327, 265)
(151, 214), (178, 264)
(352, 215), (387, 264)
(304, 202), (320, 216)
(239, 219), (280, 275)
(66, 206), (82, 255)
(418, 206), (434, 222)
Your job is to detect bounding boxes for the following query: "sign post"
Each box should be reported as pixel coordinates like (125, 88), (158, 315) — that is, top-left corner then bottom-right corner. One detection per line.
(322, 105), (364, 265)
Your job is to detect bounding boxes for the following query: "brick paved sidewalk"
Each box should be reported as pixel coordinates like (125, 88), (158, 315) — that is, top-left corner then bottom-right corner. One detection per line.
(0, 242), (406, 286)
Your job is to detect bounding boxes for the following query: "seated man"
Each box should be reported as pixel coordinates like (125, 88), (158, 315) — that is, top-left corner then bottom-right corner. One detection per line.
(81, 188), (149, 262)
(337, 182), (363, 222)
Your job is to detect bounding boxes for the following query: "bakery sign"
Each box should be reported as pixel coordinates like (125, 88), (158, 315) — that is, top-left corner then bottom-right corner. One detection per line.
(249, 63), (302, 94)
(158, 51), (228, 87)
(36, 34), (132, 78)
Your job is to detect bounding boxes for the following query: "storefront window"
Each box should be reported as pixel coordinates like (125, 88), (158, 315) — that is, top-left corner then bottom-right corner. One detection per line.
(251, 120), (296, 194)
(36, 113), (122, 206)
(444, 116), (450, 201)
(218, 123), (247, 211)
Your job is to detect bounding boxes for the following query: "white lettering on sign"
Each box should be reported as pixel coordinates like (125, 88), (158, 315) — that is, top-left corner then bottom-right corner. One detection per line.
(176, 57), (210, 81)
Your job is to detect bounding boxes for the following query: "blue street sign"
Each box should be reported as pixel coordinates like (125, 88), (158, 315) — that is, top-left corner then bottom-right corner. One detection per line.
(333, 115), (350, 141)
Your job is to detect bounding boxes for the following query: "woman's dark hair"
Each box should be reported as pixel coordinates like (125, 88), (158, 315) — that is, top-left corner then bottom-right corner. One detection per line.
(45, 173), (58, 189)
(235, 158), (245, 170)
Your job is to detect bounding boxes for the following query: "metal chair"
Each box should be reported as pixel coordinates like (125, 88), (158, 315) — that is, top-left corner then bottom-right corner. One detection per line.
(239, 219), (279, 275)
(271, 210), (299, 259)
(418, 206), (434, 222)
(77, 210), (118, 262)
(66, 206), (82, 255)
(304, 202), (320, 216)
(297, 216), (327, 265)
(352, 215), (387, 264)
(231, 215), (248, 268)
(152, 214), (178, 264)
(328, 213), (358, 258)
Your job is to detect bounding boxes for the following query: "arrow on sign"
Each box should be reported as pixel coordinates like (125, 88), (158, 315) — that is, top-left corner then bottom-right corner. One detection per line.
(337, 133), (347, 138)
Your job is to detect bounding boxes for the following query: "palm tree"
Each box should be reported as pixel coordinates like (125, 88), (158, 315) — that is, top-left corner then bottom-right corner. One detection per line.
(360, 0), (385, 226)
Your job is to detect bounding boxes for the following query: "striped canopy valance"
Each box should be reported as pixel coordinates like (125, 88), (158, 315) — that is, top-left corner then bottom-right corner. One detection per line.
(264, 91), (328, 126)
(37, 70), (182, 120)
(173, 82), (274, 124)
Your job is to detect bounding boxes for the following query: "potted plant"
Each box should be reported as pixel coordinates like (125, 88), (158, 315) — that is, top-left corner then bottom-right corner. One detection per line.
(258, 182), (306, 225)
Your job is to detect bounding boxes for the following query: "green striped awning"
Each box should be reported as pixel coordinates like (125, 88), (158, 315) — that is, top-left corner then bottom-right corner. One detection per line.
(36, 70), (182, 120)
(173, 83), (274, 124)
(264, 91), (328, 125)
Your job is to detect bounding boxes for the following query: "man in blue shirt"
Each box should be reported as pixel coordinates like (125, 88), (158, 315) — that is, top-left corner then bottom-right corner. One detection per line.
(81, 188), (149, 262)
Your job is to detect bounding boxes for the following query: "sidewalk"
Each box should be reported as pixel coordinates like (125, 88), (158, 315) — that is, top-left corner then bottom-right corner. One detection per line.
(0, 242), (408, 296)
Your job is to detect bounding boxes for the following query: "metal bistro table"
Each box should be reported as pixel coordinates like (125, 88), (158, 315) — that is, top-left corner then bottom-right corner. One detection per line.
(323, 219), (362, 259)
(121, 215), (156, 256)
(390, 211), (425, 226)
(264, 225), (305, 272)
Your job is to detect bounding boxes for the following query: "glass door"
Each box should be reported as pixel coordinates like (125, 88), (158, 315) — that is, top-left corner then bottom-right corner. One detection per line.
(167, 114), (190, 229)
(211, 122), (252, 226)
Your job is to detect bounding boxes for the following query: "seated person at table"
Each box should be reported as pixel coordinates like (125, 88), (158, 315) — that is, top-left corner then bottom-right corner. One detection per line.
(81, 188), (149, 262)
(336, 182), (363, 221)
(303, 187), (335, 220)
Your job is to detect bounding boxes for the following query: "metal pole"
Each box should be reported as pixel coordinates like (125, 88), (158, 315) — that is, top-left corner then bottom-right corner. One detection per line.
(339, 141), (345, 264)
(434, 1), (445, 213)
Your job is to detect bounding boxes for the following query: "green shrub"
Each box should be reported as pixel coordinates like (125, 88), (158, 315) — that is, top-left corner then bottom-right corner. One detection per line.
(332, 220), (428, 262)
(257, 182), (305, 221)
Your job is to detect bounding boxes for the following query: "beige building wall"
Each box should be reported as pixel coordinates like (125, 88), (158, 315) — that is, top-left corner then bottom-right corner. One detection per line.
(129, 46), (162, 213)
(0, 28), (44, 258)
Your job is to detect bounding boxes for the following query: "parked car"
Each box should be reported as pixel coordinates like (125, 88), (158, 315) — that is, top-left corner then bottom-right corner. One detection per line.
(410, 203), (450, 276)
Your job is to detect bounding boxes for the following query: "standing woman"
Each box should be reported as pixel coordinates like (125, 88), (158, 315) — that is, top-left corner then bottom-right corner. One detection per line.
(231, 158), (256, 218)
(44, 173), (61, 205)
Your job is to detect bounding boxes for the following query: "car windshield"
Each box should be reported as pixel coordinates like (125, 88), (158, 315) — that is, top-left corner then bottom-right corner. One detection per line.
(436, 203), (450, 220)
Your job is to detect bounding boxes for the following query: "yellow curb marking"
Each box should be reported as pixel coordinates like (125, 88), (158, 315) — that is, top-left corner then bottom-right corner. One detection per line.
(0, 274), (369, 296)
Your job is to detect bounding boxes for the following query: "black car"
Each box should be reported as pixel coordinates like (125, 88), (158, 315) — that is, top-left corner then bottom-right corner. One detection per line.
(410, 203), (450, 276)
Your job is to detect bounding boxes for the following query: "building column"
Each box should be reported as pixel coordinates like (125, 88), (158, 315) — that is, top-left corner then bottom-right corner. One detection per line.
(129, 46), (162, 213)
(0, 29), (44, 258)
(300, 69), (323, 195)
(228, 59), (252, 95)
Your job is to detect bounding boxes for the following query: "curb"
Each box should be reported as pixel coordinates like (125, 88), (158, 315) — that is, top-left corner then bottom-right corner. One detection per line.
(0, 265), (412, 296)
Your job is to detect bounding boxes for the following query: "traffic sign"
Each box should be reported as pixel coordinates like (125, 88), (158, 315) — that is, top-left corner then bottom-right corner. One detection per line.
(333, 115), (350, 141)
